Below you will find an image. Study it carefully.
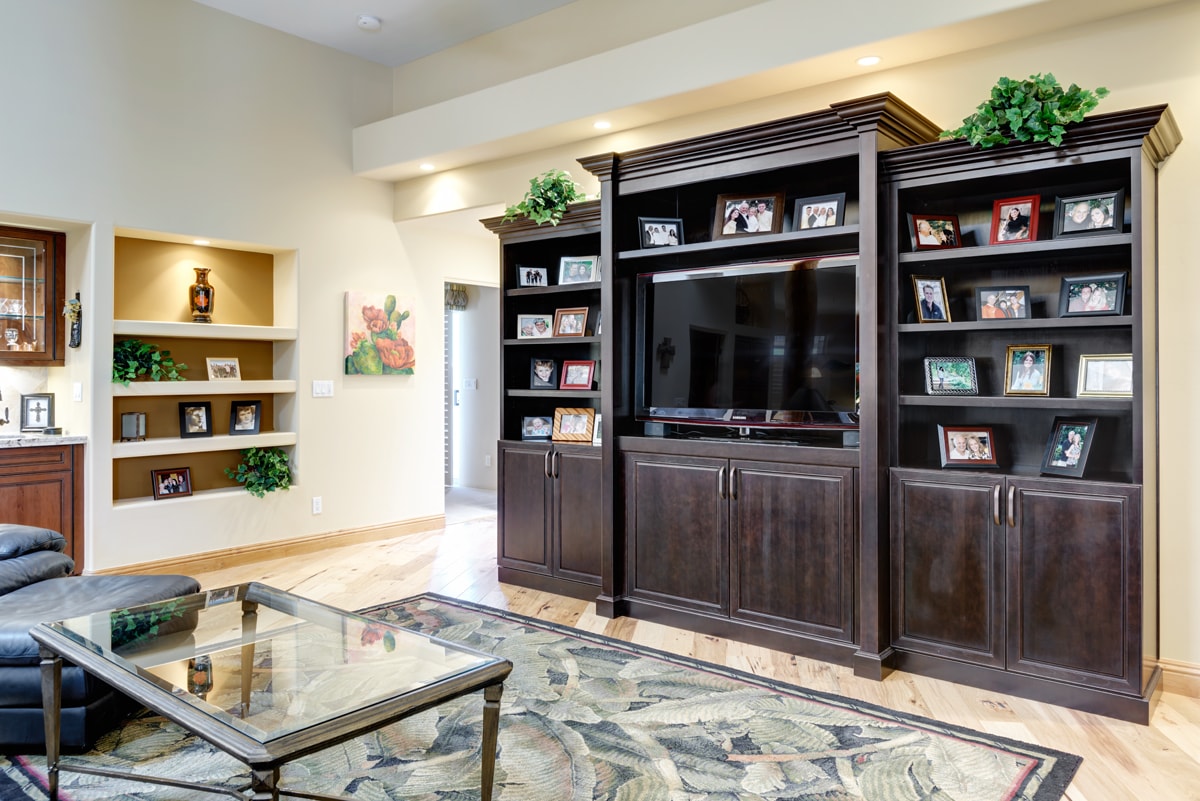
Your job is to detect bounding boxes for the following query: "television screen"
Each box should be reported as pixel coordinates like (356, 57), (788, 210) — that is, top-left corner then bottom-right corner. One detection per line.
(636, 256), (858, 429)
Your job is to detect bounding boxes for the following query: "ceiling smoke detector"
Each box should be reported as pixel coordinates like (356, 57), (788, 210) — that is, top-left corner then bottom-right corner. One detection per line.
(356, 14), (382, 31)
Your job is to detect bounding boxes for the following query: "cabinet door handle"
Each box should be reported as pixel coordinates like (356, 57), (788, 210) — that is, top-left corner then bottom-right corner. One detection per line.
(993, 484), (1001, 526)
(717, 466), (727, 499)
(1007, 485), (1016, 528)
(544, 449), (552, 479)
(730, 467), (738, 500)
(552, 450), (561, 479)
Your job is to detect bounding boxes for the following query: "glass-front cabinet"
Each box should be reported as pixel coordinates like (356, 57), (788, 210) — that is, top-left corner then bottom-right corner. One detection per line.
(0, 225), (65, 365)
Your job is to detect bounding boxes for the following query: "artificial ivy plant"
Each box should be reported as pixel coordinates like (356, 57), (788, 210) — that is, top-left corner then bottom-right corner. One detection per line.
(941, 73), (1109, 148)
(112, 339), (188, 386)
(225, 447), (292, 498)
(502, 169), (587, 226)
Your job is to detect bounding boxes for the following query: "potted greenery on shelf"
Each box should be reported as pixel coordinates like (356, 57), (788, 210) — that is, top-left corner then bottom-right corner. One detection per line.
(225, 447), (292, 498)
(942, 73), (1109, 148)
(112, 339), (188, 386)
(502, 169), (587, 226)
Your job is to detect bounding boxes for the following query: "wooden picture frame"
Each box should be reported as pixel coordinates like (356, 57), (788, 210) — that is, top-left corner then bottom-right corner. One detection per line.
(558, 256), (599, 285)
(713, 193), (785, 239)
(178, 401), (213, 438)
(1053, 189), (1124, 238)
(639, 217), (684, 248)
(229, 399), (263, 435)
(976, 285), (1031, 320)
(521, 415), (552, 441)
(516, 266), (548, 287)
(151, 467), (193, 500)
(1040, 417), (1098, 477)
(1004, 344), (1052, 397)
(19, 393), (54, 432)
(794, 193), (847, 230)
(530, 358), (557, 389)
(1058, 273), (1126, 317)
(552, 407), (595, 442)
(559, 360), (595, 390)
(908, 213), (961, 250)
(206, 357), (241, 380)
(938, 425), (998, 468)
(1077, 353), (1133, 398)
(924, 357), (978, 395)
(912, 276), (951, 323)
(516, 313), (554, 338)
(990, 194), (1040, 245)
(553, 307), (588, 337)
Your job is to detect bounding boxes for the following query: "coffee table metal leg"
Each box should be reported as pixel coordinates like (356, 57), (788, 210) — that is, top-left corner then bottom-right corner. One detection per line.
(249, 766), (280, 801)
(480, 682), (504, 801)
(38, 649), (62, 801)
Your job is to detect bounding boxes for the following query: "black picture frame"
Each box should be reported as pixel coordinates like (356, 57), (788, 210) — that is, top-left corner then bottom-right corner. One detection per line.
(908, 213), (961, 250)
(19, 393), (54, 432)
(1058, 273), (1126, 317)
(924, 357), (978, 395)
(912, 276), (951, 323)
(178, 401), (213, 438)
(151, 466), (193, 500)
(793, 193), (847, 230)
(976, 285), (1031, 320)
(530, 358), (557, 389)
(516, 266), (548, 287)
(713, 192), (785, 239)
(1053, 189), (1124, 238)
(521, 415), (552, 441)
(938, 425), (998, 468)
(638, 217), (684, 248)
(229, 400), (263, 435)
(1040, 416), (1098, 477)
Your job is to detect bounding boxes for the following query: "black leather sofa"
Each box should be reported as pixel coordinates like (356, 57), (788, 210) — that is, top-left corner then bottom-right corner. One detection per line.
(0, 524), (199, 752)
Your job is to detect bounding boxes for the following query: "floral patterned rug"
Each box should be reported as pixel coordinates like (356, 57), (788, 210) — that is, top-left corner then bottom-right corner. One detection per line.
(2, 593), (1080, 800)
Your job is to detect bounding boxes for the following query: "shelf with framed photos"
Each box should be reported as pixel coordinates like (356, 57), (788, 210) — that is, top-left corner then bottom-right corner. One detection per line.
(880, 104), (1180, 722)
(110, 233), (298, 504)
(0, 224), (67, 365)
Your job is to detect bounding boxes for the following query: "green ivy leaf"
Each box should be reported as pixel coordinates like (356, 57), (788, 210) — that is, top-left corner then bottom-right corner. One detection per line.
(941, 73), (1108, 149)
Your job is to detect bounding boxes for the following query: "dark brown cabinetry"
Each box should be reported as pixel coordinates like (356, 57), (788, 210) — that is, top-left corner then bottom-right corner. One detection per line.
(0, 225), (66, 366)
(0, 444), (84, 569)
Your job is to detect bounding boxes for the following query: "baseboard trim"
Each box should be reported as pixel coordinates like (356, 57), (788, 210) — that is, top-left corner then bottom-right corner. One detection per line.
(91, 516), (445, 577)
(1160, 658), (1200, 698)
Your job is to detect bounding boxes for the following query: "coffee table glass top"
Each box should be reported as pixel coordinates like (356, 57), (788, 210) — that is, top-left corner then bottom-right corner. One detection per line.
(39, 582), (499, 742)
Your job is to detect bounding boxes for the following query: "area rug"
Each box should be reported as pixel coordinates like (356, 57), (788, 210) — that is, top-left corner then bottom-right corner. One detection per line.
(1, 593), (1080, 800)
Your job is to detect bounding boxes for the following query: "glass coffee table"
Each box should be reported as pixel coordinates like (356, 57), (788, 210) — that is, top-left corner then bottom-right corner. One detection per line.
(31, 582), (512, 801)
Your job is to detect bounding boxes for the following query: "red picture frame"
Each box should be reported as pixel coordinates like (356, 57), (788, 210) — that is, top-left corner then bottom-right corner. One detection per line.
(990, 195), (1040, 245)
(559, 360), (595, 390)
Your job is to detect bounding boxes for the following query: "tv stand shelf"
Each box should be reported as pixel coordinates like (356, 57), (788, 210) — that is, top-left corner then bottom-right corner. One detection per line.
(616, 224), (861, 261)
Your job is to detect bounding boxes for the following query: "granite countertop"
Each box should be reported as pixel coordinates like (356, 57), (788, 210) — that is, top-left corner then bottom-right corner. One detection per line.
(0, 434), (87, 449)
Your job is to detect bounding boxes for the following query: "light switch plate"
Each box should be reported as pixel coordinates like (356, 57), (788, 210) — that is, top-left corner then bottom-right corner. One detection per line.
(312, 380), (334, 397)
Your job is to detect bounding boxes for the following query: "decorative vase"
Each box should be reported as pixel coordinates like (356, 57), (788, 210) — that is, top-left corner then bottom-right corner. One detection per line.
(189, 267), (214, 323)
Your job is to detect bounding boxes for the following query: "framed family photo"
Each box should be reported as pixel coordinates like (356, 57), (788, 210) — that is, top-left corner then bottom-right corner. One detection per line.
(206, 357), (241, 380)
(516, 313), (553, 339)
(559, 256), (599, 285)
(552, 407), (595, 442)
(976, 285), (1030, 320)
(639, 217), (683, 248)
(1058, 273), (1126, 317)
(713, 193), (785, 239)
(912, 276), (951, 323)
(517, 266), (548, 287)
(521, 415), (553, 441)
(990, 194), (1039, 245)
(924, 356), (978, 395)
(229, 400), (262, 435)
(559, 360), (595, 390)
(1077, 353), (1133, 398)
(530, 358), (557, 389)
(937, 425), (998, 468)
(1053, 190), (1123, 237)
(1041, 417), (1098, 477)
(151, 467), (193, 500)
(908, 213), (961, 250)
(553, 307), (588, 337)
(178, 401), (212, 438)
(1004, 345), (1051, 397)
(794, 193), (846, 230)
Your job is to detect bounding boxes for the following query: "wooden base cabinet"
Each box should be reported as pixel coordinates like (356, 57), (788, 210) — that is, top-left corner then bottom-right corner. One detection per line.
(497, 441), (602, 599)
(624, 445), (856, 651)
(891, 468), (1151, 720)
(0, 443), (84, 570)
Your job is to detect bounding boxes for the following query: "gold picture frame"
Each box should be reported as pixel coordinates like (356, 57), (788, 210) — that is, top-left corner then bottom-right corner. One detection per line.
(552, 407), (595, 442)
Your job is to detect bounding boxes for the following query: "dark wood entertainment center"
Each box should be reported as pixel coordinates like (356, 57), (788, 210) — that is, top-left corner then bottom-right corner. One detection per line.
(483, 94), (1180, 723)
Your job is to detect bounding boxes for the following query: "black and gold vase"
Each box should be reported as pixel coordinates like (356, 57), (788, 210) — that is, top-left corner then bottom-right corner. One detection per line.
(189, 267), (214, 323)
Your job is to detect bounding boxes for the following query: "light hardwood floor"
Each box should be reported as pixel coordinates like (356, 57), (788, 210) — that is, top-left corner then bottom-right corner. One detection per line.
(186, 506), (1200, 801)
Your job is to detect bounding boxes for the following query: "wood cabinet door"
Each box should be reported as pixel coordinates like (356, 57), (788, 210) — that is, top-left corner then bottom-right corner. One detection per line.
(1006, 477), (1142, 694)
(0, 444), (81, 569)
(890, 469), (1005, 667)
(552, 447), (603, 583)
(730, 460), (856, 641)
(497, 443), (551, 574)
(624, 452), (727, 614)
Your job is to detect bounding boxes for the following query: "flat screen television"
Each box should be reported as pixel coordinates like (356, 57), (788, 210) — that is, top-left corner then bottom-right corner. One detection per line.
(636, 255), (858, 430)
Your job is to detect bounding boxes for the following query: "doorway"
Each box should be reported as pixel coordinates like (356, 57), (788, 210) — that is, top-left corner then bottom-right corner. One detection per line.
(444, 283), (499, 494)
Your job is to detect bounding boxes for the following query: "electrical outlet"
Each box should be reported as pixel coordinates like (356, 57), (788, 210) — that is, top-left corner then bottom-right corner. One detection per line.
(72, 382), (83, 402)
(484, 454), (492, 467)
(312, 496), (322, 515)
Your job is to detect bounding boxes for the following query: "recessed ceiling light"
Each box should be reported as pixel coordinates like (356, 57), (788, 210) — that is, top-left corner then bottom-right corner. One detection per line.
(419, 163), (435, 172)
(357, 14), (382, 31)
(593, 120), (612, 130)
(856, 56), (881, 67)
(193, 239), (211, 246)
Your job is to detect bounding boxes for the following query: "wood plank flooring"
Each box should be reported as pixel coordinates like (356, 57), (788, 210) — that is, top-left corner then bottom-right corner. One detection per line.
(186, 505), (1200, 801)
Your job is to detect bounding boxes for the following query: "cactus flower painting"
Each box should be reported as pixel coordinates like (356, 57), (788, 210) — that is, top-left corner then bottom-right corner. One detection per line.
(344, 292), (415, 375)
